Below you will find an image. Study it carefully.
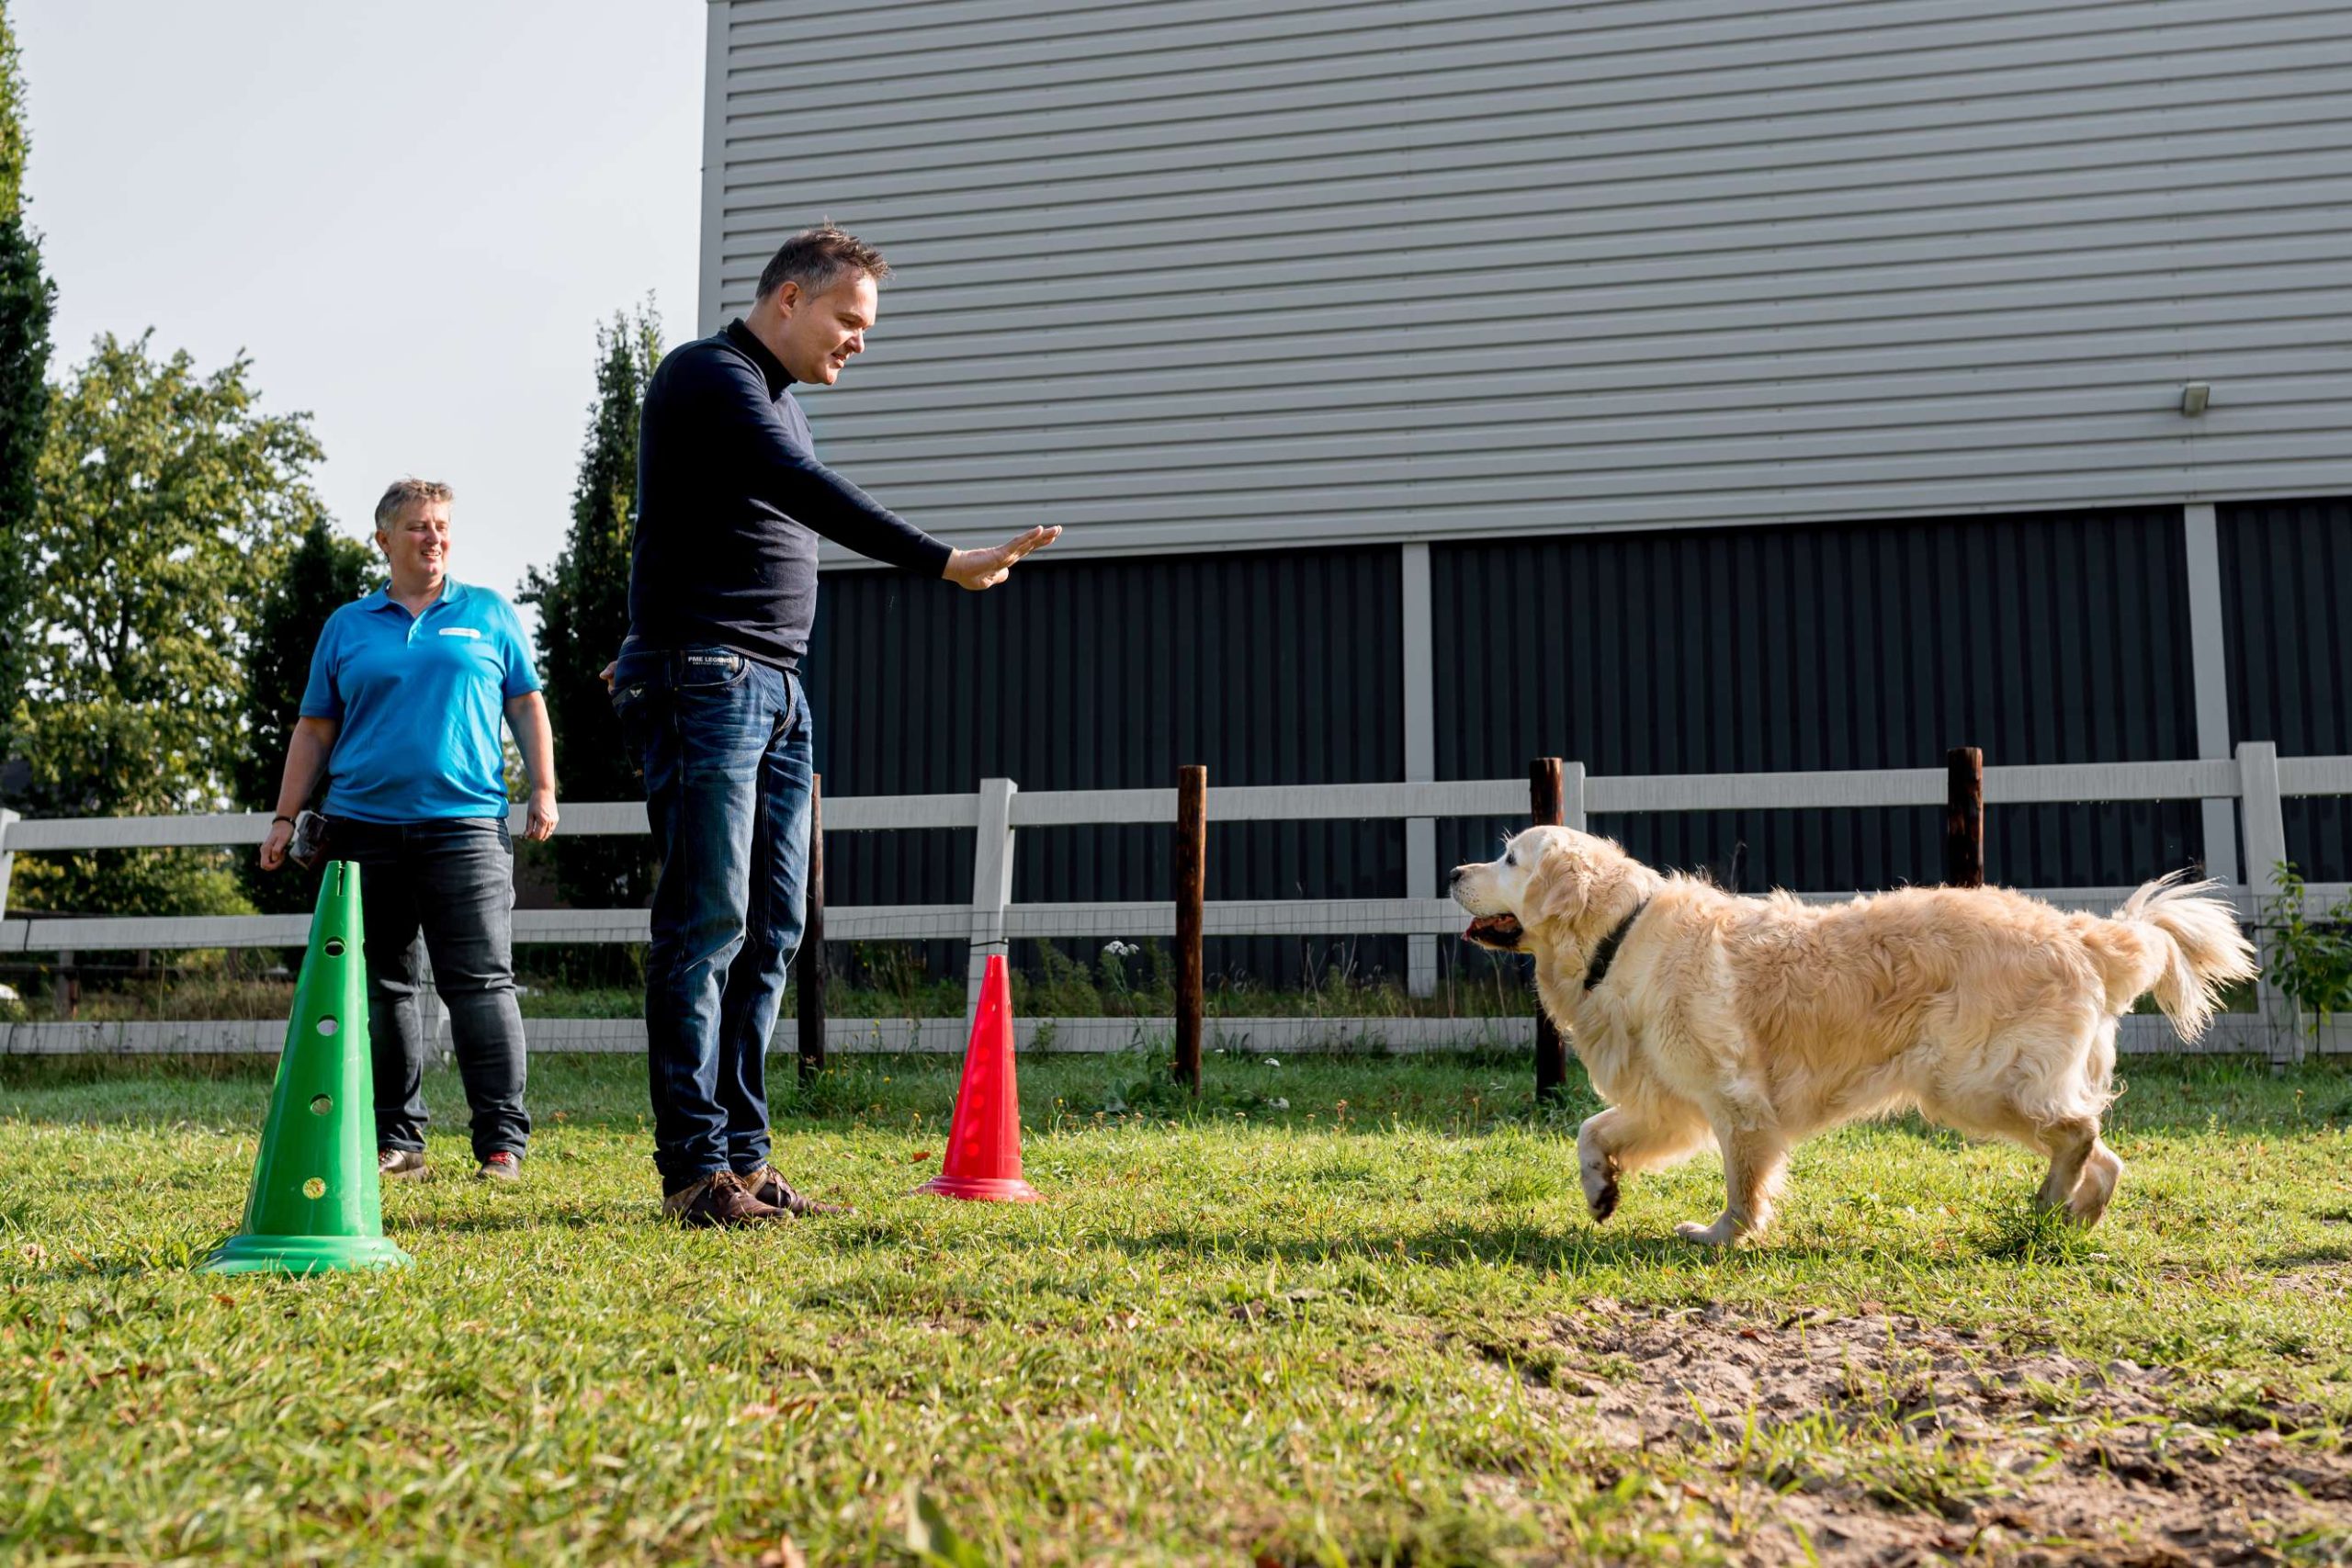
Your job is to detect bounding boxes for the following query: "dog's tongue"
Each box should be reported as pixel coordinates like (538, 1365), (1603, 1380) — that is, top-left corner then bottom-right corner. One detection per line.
(1464, 914), (1525, 951)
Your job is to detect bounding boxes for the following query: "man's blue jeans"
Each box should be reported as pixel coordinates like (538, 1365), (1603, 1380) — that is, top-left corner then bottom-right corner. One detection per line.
(611, 644), (811, 1185)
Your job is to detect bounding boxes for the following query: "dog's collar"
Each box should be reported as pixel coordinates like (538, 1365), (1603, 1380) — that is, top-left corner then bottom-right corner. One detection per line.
(1583, 897), (1650, 991)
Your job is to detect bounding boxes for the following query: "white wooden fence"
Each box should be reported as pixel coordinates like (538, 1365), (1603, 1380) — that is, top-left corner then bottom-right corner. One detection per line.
(3, 740), (2347, 1063)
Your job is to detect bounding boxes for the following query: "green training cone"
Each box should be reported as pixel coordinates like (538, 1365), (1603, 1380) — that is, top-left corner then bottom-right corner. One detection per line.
(198, 861), (413, 1274)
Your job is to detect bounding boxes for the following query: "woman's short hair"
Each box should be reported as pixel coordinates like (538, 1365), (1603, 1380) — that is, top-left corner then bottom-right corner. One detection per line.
(375, 477), (455, 531)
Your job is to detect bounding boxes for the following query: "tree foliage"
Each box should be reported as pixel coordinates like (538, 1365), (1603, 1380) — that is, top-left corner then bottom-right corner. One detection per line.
(13, 332), (324, 915)
(0, 0), (53, 787)
(520, 301), (662, 908)
(234, 516), (374, 912)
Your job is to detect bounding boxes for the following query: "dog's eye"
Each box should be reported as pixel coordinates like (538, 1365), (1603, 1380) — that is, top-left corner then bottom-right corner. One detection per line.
(1504, 851), (1517, 866)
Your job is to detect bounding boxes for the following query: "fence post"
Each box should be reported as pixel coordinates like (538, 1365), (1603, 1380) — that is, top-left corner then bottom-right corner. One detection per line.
(2236, 740), (2296, 1069)
(1400, 541), (1439, 998)
(966, 778), (1018, 1031)
(1944, 746), (1984, 887)
(0, 808), (11, 1053)
(797, 773), (827, 1082)
(0, 807), (17, 927)
(1173, 764), (1207, 1094)
(1531, 757), (1566, 1102)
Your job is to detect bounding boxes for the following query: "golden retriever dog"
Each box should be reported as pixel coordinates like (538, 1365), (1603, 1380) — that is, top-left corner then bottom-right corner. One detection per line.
(1452, 828), (2258, 1247)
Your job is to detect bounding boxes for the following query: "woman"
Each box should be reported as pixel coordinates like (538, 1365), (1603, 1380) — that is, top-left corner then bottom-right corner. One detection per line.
(260, 478), (558, 1183)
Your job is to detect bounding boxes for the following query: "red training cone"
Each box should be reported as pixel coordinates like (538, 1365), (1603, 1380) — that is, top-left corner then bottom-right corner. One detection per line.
(917, 953), (1043, 1201)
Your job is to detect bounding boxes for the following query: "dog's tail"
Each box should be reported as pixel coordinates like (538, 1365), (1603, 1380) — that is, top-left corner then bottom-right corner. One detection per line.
(2093, 872), (2260, 1040)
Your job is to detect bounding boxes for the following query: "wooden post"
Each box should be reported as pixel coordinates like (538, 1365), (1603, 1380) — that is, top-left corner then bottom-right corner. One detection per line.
(2236, 740), (2296, 1067)
(964, 779), (1019, 1028)
(0, 807), (17, 927)
(1173, 764), (1207, 1094)
(797, 773), (827, 1082)
(1531, 758), (1566, 1102)
(1944, 746), (1984, 888)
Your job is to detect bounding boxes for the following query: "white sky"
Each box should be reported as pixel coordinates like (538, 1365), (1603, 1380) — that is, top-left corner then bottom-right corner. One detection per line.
(16, 0), (707, 635)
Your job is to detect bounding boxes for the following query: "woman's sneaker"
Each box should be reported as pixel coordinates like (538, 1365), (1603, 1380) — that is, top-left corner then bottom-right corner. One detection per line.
(379, 1148), (427, 1182)
(661, 1170), (787, 1227)
(476, 1152), (523, 1183)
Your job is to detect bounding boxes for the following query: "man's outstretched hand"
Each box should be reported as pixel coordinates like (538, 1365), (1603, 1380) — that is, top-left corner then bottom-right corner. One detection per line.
(944, 525), (1061, 591)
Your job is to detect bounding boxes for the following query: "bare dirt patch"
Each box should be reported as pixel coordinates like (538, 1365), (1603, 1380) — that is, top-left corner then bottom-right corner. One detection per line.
(1481, 1302), (2352, 1563)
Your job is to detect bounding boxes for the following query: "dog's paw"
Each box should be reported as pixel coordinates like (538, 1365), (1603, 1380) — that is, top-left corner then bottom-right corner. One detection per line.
(1584, 1174), (1619, 1224)
(1674, 1217), (1741, 1248)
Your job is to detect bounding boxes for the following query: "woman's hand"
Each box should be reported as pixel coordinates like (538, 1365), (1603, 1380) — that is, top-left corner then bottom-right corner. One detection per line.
(525, 789), (560, 841)
(260, 818), (294, 871)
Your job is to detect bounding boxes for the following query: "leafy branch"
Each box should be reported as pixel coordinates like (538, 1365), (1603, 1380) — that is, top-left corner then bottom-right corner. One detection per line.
(2262, 861), (2352, 1038)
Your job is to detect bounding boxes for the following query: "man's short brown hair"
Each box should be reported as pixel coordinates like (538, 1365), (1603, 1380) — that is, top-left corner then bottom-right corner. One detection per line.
(374, 477), (454, 531)
(755, 224), (890, 301)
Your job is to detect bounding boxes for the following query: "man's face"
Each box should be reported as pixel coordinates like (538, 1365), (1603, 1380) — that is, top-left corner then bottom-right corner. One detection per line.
(377, 498), (451, 583)
(774, 272), (876, 386)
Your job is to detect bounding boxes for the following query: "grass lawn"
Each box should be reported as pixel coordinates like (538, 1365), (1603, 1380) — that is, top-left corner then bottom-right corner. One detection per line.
(5, 1050), (2351, 1565)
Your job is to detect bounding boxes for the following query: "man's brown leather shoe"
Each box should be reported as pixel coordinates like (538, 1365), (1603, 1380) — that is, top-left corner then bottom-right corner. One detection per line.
(741, 1166), (854, 1216)
(662, 1169), (789, 1227)
(379, 1147), (427, 1182)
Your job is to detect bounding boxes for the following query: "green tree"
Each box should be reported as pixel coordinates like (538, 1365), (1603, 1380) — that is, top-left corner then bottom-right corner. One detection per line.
(520, 301), (662, 908)
(12, 332), (323, 916)
(0, 2), (54, 787)
(234, 516), (374, 912)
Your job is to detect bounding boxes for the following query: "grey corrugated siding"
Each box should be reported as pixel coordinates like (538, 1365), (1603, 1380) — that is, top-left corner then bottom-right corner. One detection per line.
(703, 0), (2352, 563)
(804, 547), (1407, 983)
(2219, 496), (2352, 881)
(1430, 509), (2206, 896)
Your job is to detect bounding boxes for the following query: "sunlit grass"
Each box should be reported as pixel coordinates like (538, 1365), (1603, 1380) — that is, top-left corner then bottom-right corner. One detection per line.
(4, 1052), (2349, 1563)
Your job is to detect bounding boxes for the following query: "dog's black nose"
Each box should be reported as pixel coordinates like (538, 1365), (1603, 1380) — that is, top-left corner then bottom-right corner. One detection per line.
(1448, 865), (1465, 886)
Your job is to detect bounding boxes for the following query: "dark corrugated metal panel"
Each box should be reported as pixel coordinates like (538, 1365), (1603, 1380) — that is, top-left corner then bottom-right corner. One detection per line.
(804, 547), (1404, 983)
(1431, 510), (2203, 895)
(2219, 496), (2352, 882)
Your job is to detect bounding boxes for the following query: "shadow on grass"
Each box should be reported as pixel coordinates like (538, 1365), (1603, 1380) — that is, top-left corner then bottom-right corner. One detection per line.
(1099, 1216), (1976, 1278)
(7, 1052), (2349, 1146)
(2260, 1245), (2352, 1269)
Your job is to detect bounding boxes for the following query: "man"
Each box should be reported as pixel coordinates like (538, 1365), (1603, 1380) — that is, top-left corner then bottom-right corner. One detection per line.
(609, 225), (1057, 1227)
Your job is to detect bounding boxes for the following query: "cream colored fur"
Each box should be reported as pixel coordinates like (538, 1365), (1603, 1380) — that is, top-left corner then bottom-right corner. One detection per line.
(1452, 829), (2260, 1247)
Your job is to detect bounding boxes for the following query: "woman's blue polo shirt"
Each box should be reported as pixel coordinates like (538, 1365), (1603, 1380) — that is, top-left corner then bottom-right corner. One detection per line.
(299, 580), (542, 824)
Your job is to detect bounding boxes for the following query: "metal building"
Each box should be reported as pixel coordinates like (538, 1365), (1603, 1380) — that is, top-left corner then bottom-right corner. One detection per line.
(698, 0), (2352, 988)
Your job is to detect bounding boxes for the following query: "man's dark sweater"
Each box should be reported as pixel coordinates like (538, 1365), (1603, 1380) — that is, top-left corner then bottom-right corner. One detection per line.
(628, 318), (952, 668)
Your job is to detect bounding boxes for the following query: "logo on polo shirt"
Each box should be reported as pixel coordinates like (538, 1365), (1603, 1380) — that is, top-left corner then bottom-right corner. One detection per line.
(438, 626), (483, 639)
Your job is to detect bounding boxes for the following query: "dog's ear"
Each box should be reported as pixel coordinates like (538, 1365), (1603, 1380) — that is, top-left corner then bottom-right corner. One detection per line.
(1527, 840), (1592, 929)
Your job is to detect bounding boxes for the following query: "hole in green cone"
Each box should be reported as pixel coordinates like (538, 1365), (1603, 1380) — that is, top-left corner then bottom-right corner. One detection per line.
(316, 1017), (338, 1036)
(325, 939), (345, 956)
(303, 1178), (326, 1199)
(310, 1094), (332, 1116)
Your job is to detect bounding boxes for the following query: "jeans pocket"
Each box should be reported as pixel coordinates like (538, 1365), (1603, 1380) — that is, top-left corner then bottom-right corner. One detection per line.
(674, 649), (747, 692)
(610, 682), (650, 782)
